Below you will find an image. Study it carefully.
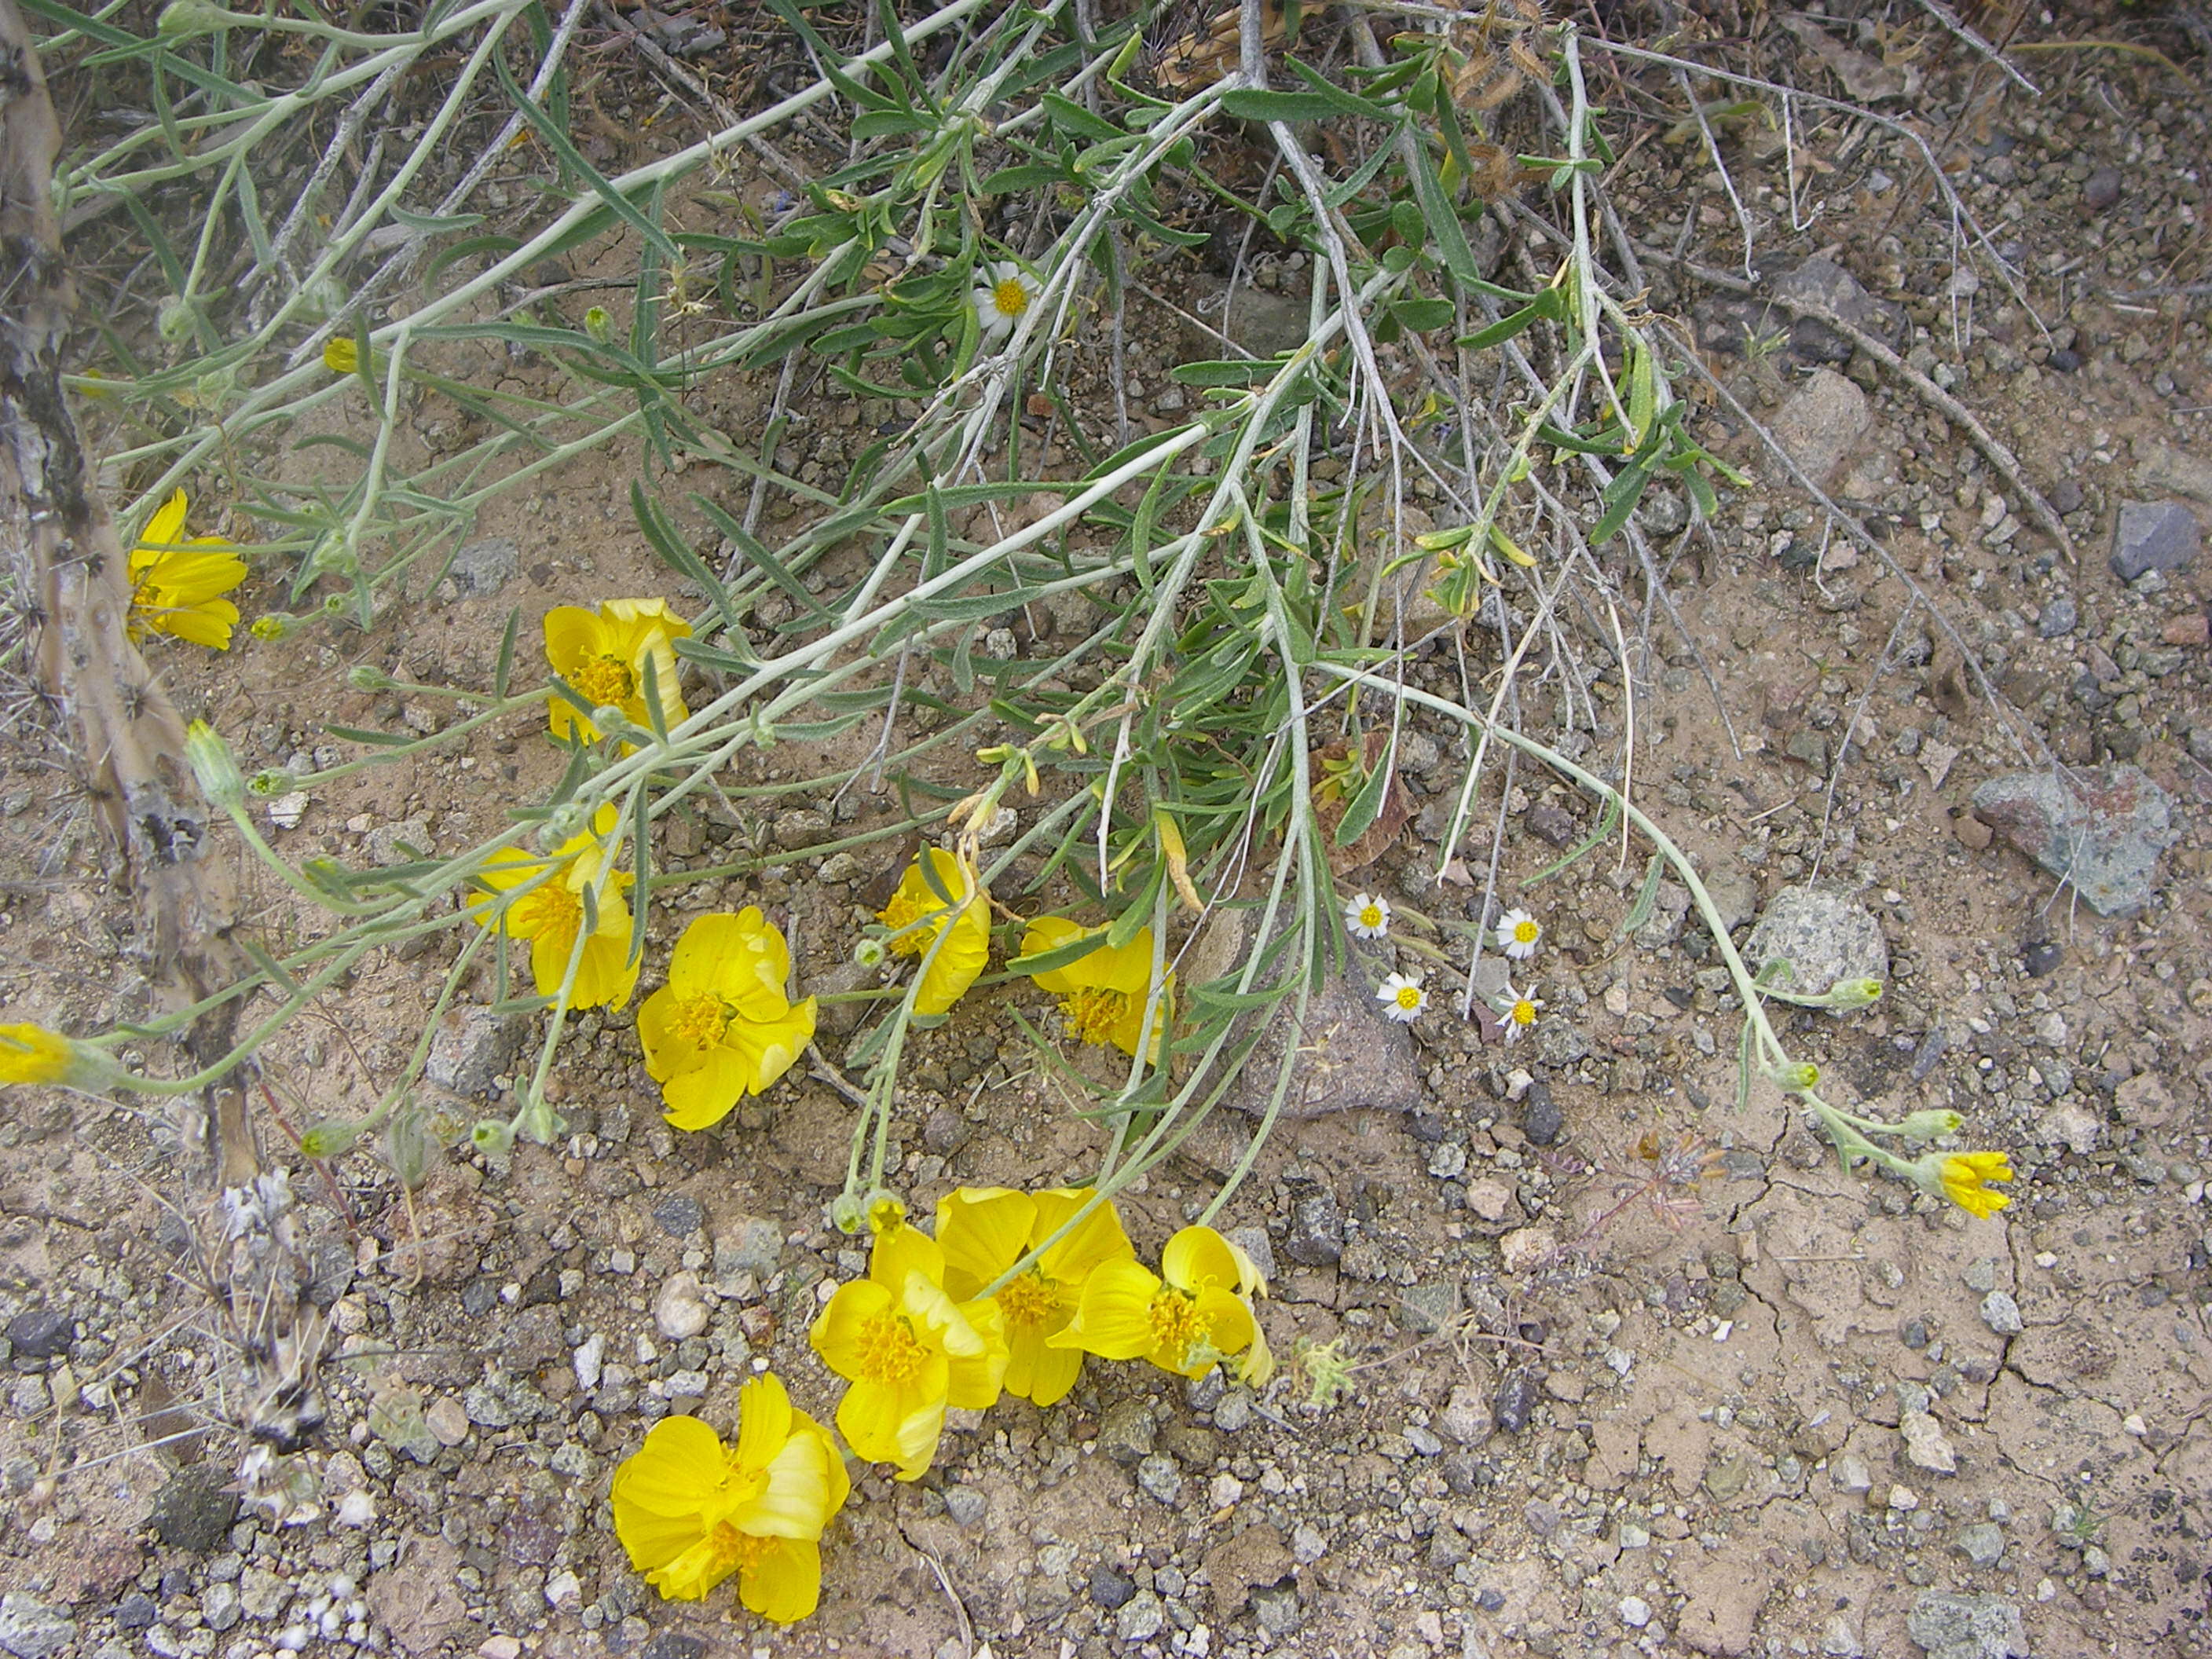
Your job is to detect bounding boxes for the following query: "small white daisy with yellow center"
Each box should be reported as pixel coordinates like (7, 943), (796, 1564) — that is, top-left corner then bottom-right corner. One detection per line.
(1344, 892), (1391, 940)
(971, 259), (1040, 346)
(1496, 906), (1542, 961)
(1377, 972), (1426, 1023)
(1496, 983), (1544, 1043)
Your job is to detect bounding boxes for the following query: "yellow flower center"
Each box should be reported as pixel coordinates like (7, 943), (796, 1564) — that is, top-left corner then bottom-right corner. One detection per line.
(1145, 1285), (1204, 1369)
(878, 886), (943, 958)
(669, 992), (734, 1049)
(1509, 998), (1536, 1026)
(999, 1270), (1060, 1332)
(992, 277), (1031, 320)
(1393, 984), (1423, 1013)
(705, 1520), (775, 1579)
(509, 881), (581, 943)
(1061, 987), (1131, 1046)
(855, 1309), (930, 1384)
(1357, 904), (1384, 928)
(1511, 920), (1540, 944)
(571, 652), (637, 708)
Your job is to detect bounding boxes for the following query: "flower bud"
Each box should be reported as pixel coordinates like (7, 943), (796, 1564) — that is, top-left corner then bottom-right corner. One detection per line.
(156, 295), (196, 342)
(1822, 976), (1883, 1009)
(830, 1192), (866, 1234)
(184, 720), (244, 809)
(865, 1190), (906, 1236)
(470, 1118), (515, 1158)
(298, 1118), (363, 1159)
(1765, 1060), (1820, 1093)
(248, 613), (295, 642)
(853, 937), (887, 968)
(584, 306), (611, 343)
(537, 804), (587, 851)
(156, 0), (230, 35)
(1898, 1109), (1964, 1141)
(346, 664), (394, 691)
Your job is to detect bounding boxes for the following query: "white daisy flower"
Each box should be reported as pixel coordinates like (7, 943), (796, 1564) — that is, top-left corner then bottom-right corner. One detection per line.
(1496, 906), (1542, 961)
(1345, 892), (1391, 940)
(970, 259), (1039, 345)
(1496, 983), (1544, 1044)
(1377, 972), (1426, 1024)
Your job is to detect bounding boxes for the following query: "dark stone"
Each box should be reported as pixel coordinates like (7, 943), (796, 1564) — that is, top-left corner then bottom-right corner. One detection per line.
(2047, 478), (2084, 515)
(1283, 1182), (1343, 1267)
(2082, 166), (2123, 212)
(1478, 1587), (1507, 1612)
(652, 1196), (704, 1238)
(1525, 801), (1577, 847)
(639, 1637), (707, 1659)
(2023, 940), (2063, 978)
(921, 1107), (971, 1157)
(1089, 1566), (1137, 1610)
(147, 1467), (239, 1553)
(2049, 348), (2081, 372)
(1902, 1318), (1930, 1350)
(6, 1308), (71, 1360)
(460, 1279), (498, 1317)
(1522, 1082), (1563, 1148)
(2110, 500), (2201, 583)
(2036, 595), (2078, 639)
(112, 1593), (158, 1633)
(1408, 1111), (1445, 1144)
(1492, 1369), (1541, 1434)
(518, 1263), (563, 1309)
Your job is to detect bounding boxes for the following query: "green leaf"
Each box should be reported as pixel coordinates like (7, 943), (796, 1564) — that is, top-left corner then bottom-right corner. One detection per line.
(1333, 748), (1394, 846)
(1406, 137), (1478, 286)
(1390, 295), (1456, 331)
(1041, 90), (1122, 141)
(631, 482), (741, 632)
(1170, 358), (1280, 387)
(1588, 460), (1657, 546)
(493, 53), (678, 266)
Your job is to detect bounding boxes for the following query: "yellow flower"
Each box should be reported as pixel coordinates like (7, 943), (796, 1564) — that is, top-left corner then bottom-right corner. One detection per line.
(1938, 1151), (2014, 1219)
(936, 1188), (1133, 1408)
(609, 1372), (850, 1621)
(1049, 1224), (1269, 1382)
(1017, 916), (1173, 1061)
(128, 489), (247, 650)
(471, 804), (639, 1010)
(323, 338), (361, 374)
(543, 599), (690, 744)
(876, 848), (991, 1016)
(0, 1023), (107, 1088)
(809, 1221), (1007, 1481)
(637, 909), (817, 1131)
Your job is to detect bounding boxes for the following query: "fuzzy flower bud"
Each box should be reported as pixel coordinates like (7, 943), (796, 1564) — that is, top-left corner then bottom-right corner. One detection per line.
(830, 1192), (867, 1234)
(470, 1118), (516, 1158)
(1822, 976), (1884, 1009)
(1898, 1108), (1965, 1141)
(298, 1118), (363, 1159)
(184, 720), (245, 810)
(1765, 1060), (1820, 1093)
(346, 664), (394, 692)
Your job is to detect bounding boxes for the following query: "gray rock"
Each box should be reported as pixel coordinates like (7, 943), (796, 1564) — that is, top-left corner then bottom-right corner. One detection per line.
(1699, 858), (1760, 934)
(1772, 255), (1910, 357)
(1969, 766), (2177, 917)
(713, 1216), (782, 1284)
(1905, 1591), (2027, 1659)
(1771, 368), (1876, 491)
(1090, 1566), (1136, 1610)
(640, 1638), (706, 1659)
(1743, 885), (1890, 1005)
(1283, 1183), (1342, 1267)
(238, 1566), (291, 1621)
(2110, 500), (2200, 582)
(921, 1107), (971, 1157)
(363, 813), (433, 867)
(1115, 1589), (1165, 1642)
(443, 536), (520, 598)
(651, 1196), (703, 1237)
(2082, 166), (2123, 213)
(1521, 1082), (1563, 1147)
(148, 1467), (240, 1552)
(1251, 1584), (1302, 1635)
(1136, 1453), (1183, 1506)
(1979, 1291), (2023, 1335)
(1439, 1382), (1492, 1445)
(0, 1595), (75, 1659)
(1957, 1522), (2006, 1567)
(112, 1594), (157, 1635)
(1223, 1225), (1276, 1287)
(1900, 1409), (1958, 1474)
(1218, 972), (1419, 1118)
(2037, 595), (2078, 639)
(1525, 801), (1578, 847)
(424, 1006), (526, 1097)
(1492, 1368), (1541, 1434)
(1099, 1400), (1155, 1466)
(943, 1486), (987, 1528)
(1397, 1281), (1459, 1335)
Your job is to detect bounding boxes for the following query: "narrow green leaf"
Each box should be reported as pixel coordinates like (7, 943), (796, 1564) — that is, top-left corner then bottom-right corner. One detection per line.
(494, 51), (678, 265)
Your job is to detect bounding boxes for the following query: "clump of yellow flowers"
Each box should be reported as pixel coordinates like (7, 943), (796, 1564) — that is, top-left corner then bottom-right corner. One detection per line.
(610, 1189), (1271, 1622)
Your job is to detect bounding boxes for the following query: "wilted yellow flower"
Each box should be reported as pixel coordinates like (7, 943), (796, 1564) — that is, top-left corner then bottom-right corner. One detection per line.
(129, 489), (247, 650)
(1017, 916), (1172, 1061)
(809, 1222), (1007, 1481)
(543, 599), (690, 744)
(1937, 1151), (2014, 1219)
(637, 909), (817, 1130)
(323, 338), (361, 374)
(1049, 1224), (1269, 1383)
(877, 848), (991, 1016)
(609, 1372), (849, 1621)
(471, 804), (638, 1010)
(0, 1023), (108, 1088)
(936, 1188), (1133, 1408)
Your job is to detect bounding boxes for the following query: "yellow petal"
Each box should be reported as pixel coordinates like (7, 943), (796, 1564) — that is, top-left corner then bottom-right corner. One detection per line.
(730, 1372), (794, 1479)
(1016, 915), (1100, 994)
(739, 1536), (822, 1624)
(142, 488), (189, 550)
(945, 1295), (1009, 1410)
(1030, 1188), (1135, 1284)
(1050, 1258), (1164, 1361)
(610, 1415), (723, 1569)
(935, 1188), (1034, 1302)
(810, 1280), (895, 1382)
(1161, 1225), (1243, 1296)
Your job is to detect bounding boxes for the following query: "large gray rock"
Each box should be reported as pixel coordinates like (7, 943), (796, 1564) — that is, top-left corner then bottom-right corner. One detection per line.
(0, 1595), (75, 1659)
(1906, 1591), (2027, 1659)
(1217, 972), (1419, 1118)
(2109, 500), (2200, 582)
(1968, 766), (2177, 917)
(1742, 886), (1889, 1005)
(1770, 368), (1874, 491)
